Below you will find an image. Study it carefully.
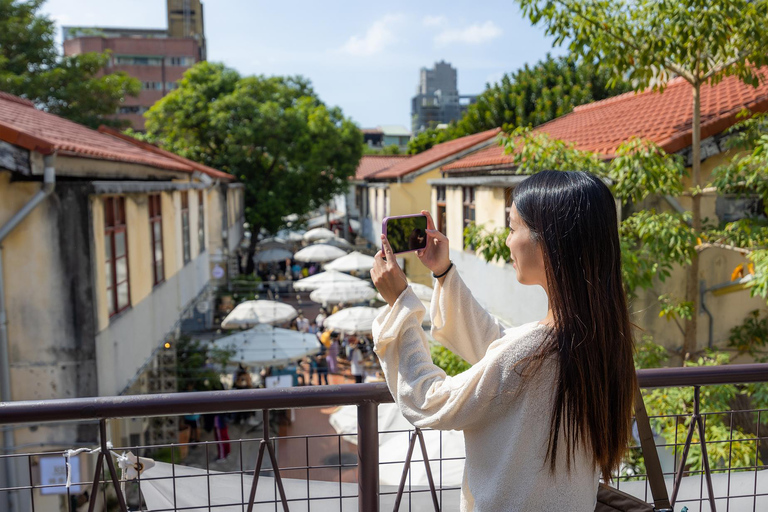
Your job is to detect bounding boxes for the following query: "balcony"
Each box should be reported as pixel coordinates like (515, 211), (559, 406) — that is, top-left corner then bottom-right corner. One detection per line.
(0, 364), (766, 511)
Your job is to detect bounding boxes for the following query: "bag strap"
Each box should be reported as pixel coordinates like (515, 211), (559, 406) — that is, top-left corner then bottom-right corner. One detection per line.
(633, 384), (673, 511)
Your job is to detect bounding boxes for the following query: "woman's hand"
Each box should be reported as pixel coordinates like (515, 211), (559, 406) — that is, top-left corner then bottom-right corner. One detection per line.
(371, 235), (408, 307)
(416, 210), (451, 276)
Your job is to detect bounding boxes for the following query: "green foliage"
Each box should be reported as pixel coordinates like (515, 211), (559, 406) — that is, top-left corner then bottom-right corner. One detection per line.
(407, 54), (631, 154)
(643, 351), (764, 473)
(515, 0), (768, 92)
(143, 62), (362, 235)
(711, 111), (768, 206)
(430, 343), (470, 376)
(463, 223), (510, 264)
(0, 0), (140, 128)
(363, 144), (401, 155)
(175, 336), (234, 392)
(727, 309), (768, 360)
(503, 126), (606, 175)
(609, 138), (686, 204)
(634, 336), (670, 369)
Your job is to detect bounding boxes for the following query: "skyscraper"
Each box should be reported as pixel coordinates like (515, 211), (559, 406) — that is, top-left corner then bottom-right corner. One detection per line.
(411, 61), (477, 133)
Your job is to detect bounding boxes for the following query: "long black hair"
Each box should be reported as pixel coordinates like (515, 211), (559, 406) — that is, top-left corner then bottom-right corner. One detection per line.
(513, 170), (635, 482)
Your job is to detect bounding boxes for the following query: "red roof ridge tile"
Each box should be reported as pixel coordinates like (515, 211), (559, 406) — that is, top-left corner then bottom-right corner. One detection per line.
(0, 91), (35, 108)
(571, 76), (689, 114)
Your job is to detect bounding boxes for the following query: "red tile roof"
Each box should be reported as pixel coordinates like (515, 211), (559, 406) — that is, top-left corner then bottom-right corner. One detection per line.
(354, 155), (411, 180)
(0, 92), (234, 180)
(443, 71), (768, 172)
(372, 128), (501, 179)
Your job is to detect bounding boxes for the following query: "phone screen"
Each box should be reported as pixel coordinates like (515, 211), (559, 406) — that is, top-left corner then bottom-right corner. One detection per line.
(385, 215), (428, 254)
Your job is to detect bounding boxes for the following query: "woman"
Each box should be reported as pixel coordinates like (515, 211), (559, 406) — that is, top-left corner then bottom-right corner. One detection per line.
(371, 171), (636, 511)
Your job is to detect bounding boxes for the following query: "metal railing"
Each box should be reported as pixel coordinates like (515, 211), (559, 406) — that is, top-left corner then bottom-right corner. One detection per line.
(0, 363), (766, 512)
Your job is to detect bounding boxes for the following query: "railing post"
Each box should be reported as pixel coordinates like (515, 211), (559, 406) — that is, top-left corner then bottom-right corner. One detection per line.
(358, 402), (379, 512)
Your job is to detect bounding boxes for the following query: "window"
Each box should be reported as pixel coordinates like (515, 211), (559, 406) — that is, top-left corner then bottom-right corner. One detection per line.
(181, 192), (191, 264)
(436, 186), (447, 235)
(118, 105), (149, 115)
(149, 194), (164, 285)
(104, 197), (130, 316)
(167, 56), (194, 66)
(198, 190), (205, 253)
(462, 187), (475, 230)
(115, 56), (163, 66)
(142, 81), (163, 90)
(504, 187), (513, 224)
(383, 189), (389, 217)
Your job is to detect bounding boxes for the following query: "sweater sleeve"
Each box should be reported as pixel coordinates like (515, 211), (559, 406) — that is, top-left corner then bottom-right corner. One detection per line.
(373, 287), (528, 431)
(429, 265), (504, 365)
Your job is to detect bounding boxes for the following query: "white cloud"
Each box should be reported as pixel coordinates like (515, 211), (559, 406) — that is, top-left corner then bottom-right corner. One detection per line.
(340, 14), (404, 56)
(422, 15), (447, 27)
(434, 21), (503, 47)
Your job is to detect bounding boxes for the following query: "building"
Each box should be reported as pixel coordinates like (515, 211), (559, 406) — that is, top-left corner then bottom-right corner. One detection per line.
(362, 125), (412, 151)
(62, 1), (206, 131)
(431, 72), (768, 349)
(0, 91), (243, 509)
(411, 61), (477, 134)
(359, 129), (500, 284)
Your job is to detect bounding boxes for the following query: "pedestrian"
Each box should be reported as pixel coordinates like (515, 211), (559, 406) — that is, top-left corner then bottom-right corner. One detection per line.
(315, 308), (327, 329)
(327, 331), (340, 374)
(315, 352), (329, 385)
(296, 311), (310, 332)
(349, 338), (364, 384)
(371, 172), (637, 511)
(213, 413), (231, 461)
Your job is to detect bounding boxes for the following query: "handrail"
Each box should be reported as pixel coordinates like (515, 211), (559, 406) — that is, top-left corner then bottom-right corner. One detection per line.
(0, 364), (766, 426)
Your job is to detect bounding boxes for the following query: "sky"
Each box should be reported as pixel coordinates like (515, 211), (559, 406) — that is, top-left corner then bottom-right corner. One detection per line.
(41, 0), (566, 129)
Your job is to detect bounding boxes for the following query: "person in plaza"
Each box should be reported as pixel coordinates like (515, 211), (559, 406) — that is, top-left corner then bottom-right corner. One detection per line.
(349, 337), (364, 384)
(315, 307), (327, 330)
(371, 171), (636, 511)
(326, 331), (340, 374)
(213, 412), (231, 461)
(296, 310), (310, 332)
(315, 351), (329, 385)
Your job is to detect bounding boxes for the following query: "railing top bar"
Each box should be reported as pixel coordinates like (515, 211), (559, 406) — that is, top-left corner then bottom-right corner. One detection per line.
(0, 364), (766, 426)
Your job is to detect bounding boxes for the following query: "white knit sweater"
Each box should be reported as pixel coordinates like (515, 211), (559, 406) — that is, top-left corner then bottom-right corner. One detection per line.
(373, 267), (599, 511)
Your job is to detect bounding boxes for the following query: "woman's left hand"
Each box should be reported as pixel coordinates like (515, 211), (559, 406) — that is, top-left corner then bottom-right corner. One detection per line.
(371, 235), (408, 307)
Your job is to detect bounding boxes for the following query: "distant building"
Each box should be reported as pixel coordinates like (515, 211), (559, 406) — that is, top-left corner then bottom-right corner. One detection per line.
(62, 1), (206, 131)
(362, 125), (412, 150)
(411, 61), (477, 133)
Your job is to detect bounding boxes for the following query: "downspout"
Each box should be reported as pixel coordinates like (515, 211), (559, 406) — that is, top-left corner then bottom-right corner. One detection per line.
(699, 280), (714, 350)
(0, 154), (56, 512)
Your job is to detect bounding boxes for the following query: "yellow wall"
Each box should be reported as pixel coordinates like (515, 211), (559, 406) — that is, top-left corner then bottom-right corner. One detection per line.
(126, 194), (153, 305)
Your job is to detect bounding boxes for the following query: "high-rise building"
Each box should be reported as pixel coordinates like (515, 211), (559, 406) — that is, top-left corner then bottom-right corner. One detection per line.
(411, 61), (477, 133)
(62, 1), (206, 131)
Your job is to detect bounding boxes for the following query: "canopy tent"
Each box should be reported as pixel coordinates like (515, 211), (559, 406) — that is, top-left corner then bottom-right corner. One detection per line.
(294, 244), (347, 263)
(323, 251), (376, 273)
(139, 460), (463, 511)
(211, 324), (320, 366)
(329, 403), (465, 487)
(316, 237), (354, 250)
(303, 227), (338, 242)
(309, 282), (377, 305)
(252, 248), (293, 264)
(292, 270), (365, 292)
(221, 300), (298, 329)
(323, 306), (380, 334)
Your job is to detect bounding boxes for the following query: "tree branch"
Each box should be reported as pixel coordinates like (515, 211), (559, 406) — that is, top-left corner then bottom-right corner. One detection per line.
(702, 49), (757, 81)
(696, 242), (752, 255)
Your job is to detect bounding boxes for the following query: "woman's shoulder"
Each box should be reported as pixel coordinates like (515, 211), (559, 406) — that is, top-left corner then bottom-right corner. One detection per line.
(487, 321), (550, 360)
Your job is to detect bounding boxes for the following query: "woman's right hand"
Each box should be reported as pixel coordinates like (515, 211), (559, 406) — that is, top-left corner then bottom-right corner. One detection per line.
(417, 210), (451, 276)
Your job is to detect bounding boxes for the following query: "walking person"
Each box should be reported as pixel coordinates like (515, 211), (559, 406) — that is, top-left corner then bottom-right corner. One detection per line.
(349, 338), (364, 384)
(213, 413), (231, 461)
(371, 171), (636, 511)
(326, 331), (340, 374)
(315, 352), (329, 385)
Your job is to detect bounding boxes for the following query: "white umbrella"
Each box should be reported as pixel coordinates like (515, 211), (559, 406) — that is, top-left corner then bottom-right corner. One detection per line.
(323, 251), (376, 273)
(252, 248), (293, 264)
(212, 324), (319, 366)
(309, 282), (377, 305)
(376, 283), (434, 303)
(294, 244), (346, 263)
(293, 270), (365, 291)
(324, 306), (380, 334)
(257, 236), (286, 246)
(221, 300), (297, 329)
(316, 237), (354, 250)
(329, 403), (466, 487)
(349, 218), (361, 233)
(276, 229), (305, 242)
(303, 227), (337, 242)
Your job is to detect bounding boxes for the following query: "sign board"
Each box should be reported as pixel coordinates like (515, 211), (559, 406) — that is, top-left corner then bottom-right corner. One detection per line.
(212, 264), (225, 280)
(39, 455), (82, 495)
(265, 374), (293, 389)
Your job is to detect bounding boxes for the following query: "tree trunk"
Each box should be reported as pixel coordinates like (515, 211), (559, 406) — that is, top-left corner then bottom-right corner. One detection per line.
(683, 83), (702, 360)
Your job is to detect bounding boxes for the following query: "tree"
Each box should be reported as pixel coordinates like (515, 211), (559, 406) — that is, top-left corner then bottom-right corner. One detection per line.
(143, 62), (362, 243)
(514, 0), (768, 357)
(0, 0), (140, 128)
(407, 54), (631, 154)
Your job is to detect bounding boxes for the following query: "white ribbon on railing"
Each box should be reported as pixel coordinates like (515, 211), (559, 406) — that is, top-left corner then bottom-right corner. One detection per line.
(63, 442), (111, 489)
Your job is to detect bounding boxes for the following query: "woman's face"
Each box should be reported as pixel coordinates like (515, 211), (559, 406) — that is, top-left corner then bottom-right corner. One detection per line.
(506, 203), (547, 287)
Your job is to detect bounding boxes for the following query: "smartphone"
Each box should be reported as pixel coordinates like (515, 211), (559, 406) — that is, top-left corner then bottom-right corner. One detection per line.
(382, 214), (428, 254)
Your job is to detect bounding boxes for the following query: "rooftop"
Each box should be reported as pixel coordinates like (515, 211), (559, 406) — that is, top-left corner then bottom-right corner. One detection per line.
(0, 91), (233, 180)
(443, 70), (768, 172)
(353, 155), (411, 180)
(372, 128), (500, 179)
